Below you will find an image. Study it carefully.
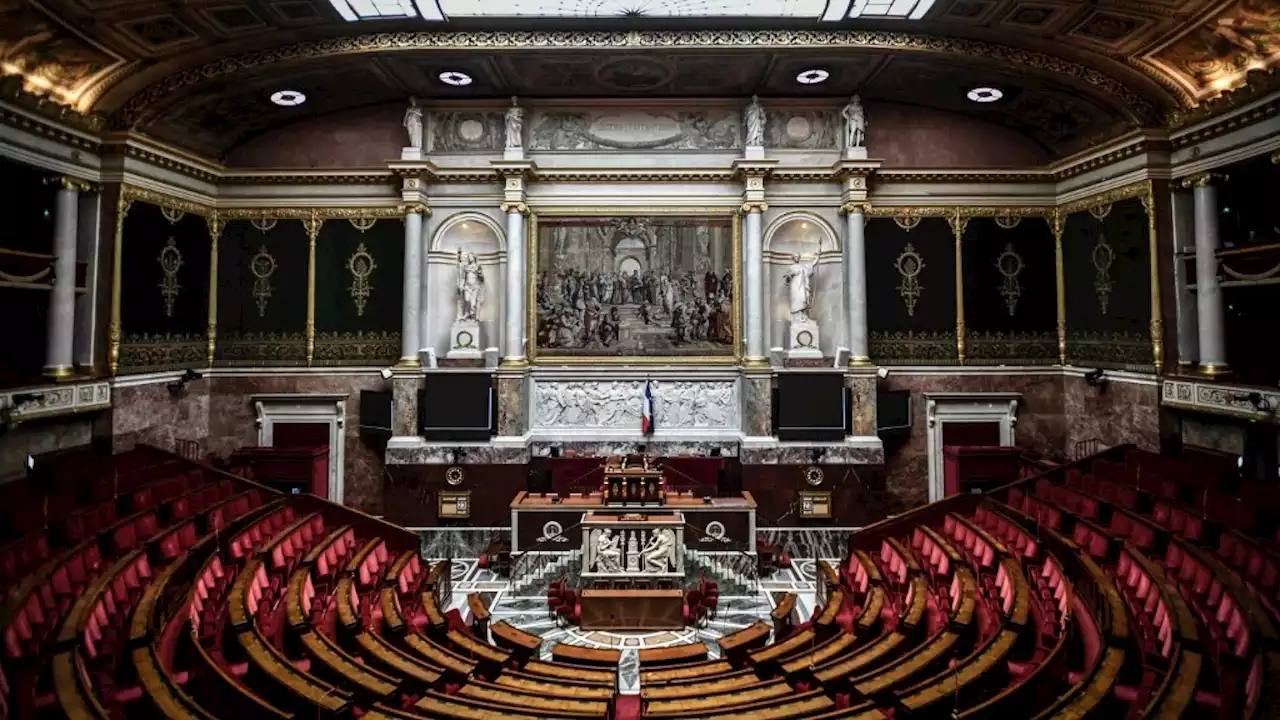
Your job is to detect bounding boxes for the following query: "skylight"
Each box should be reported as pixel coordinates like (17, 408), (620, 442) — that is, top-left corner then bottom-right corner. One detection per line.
(847, 0), (936, 19)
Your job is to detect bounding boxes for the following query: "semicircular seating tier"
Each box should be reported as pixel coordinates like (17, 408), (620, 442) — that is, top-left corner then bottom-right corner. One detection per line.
(1, 443), (1275, 719)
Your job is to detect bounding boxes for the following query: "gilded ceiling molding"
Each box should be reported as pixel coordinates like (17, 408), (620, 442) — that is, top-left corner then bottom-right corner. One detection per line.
(121, 186), (214, 217)
(955, 206), (1052, 218)
(1165, 68), (1280, 130)
(1170, 93), (1280, 149)
(113, 30), (1162, 126)
(219, 173), (397, 185)
(1057, 182), (1149, 217)
(216, 206), (404, 221)
(866, 206), (954, 218)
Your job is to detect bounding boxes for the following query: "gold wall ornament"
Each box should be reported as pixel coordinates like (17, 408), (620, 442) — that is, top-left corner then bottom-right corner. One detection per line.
(1092, 234), (1115, 315)
(995, 243), (1025, 316)
(1087, 204), (1113, 221)
(994, 215), (1022, 230)
(348, 217), (377, 232)
(157, 237), (183, 317)
(304, 214), (321, 366)
(949, 212), (968, 365)
(108, 194), (132, 376)
(206, 214), (222, 367)
(249, 245), (277, 317)
(894, 243), (925, 317)
(160, 207), (185, 225)
(1142, 182), (1163, 375)
(893, 216), (921, 232)
(250, 218), (278, 233)
(1180, 172), (1228, 189)
(1050, 213), (1066, 365)
(347, 242), (376, 317)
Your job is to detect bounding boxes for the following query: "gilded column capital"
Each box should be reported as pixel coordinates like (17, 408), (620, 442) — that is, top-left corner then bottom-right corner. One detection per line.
(1181, 172), (1228, 189)
(399, 202), (431, 216)
(500, 201), (530, 215)
(739, 201), (768, 214)
(44, 175), (95, 192)
(838, 202), (870, 216)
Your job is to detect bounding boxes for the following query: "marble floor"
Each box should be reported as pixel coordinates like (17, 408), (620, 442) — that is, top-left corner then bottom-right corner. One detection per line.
(436, 555), (839, 691)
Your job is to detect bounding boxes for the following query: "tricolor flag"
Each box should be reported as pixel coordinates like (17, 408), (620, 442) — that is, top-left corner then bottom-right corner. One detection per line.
(641, 381), (655, 435)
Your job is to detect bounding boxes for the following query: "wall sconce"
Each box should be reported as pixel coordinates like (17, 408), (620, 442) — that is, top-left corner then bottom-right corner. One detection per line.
(1084, 369), (1107, 393)
(167, 369), (201, 396)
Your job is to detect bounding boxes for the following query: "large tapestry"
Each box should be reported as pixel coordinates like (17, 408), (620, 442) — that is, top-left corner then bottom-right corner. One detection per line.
(533, 216), (736, 360)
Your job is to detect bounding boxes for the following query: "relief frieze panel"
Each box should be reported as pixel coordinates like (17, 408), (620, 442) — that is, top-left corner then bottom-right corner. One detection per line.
(764, 109), (839, 149)
(527, 109), (740, 151)
(428, 111), (505, 152)
(531, 380), (739, 431)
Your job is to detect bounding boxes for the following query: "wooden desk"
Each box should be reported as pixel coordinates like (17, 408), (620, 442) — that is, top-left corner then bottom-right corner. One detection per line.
(716, 621), (770, 655)
(637, 642), (709, 667)
(579, 589), (684, 630)
(494, 672), (617, 699)
(457, 680), (610, 716)
(490, 620), (542, 656)
(550, 643), (622, 667)
(467, 593), (490, 634)
(447, 629), (511, 665)
(640, 669), (761, 700)
(641, 660), (734, 684)
(521, 661), (616, 686)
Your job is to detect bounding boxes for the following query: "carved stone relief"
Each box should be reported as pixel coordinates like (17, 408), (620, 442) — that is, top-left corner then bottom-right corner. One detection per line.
(764, 110), (838, 149)
(428, 111), (505, 151)
(527, 110), (740, 151)
(532, 380), (739, 430)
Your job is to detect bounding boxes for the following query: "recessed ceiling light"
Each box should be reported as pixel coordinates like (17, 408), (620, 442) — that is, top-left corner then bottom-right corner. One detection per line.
(270, 90), (306, 107)
(439, 71), (472, 87)
(967, 87), (1003, 103)
(796, 69), (830, 85)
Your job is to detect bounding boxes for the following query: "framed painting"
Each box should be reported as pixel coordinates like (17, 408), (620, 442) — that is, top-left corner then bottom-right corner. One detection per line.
(529, 211), (740, 363)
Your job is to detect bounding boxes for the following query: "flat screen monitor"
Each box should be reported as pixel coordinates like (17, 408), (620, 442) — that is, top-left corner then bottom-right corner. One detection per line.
(358, 390), (393, 434)
(419, 373), (493, 441)
(877, 389), (911, 432)
(776, 373), (847, 441)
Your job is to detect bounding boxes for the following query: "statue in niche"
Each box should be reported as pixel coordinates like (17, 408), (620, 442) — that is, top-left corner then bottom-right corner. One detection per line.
(505, 96), (524, 150)
(784, 251), (820, 323)
(841, 94), (866, 150)
(403, 97), (424, 150)
(743, 95), (765, 148)
(455, 250), (485, 322)
(642, 528), (676, 573)
(594, 529), (622, 573)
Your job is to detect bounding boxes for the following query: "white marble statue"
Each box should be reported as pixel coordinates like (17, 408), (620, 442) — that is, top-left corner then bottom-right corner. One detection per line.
(626, 532), (640, 572)
(841, 94), (866, 150)
(784, 252), (820, 323)
(642, 528), (676, 573)
(403, 97), (424, 150)
(594, 528), (622, 573)
(505, 96), (524, 150)
(455, 250), (484, 322)
(743, 95), (765, 148)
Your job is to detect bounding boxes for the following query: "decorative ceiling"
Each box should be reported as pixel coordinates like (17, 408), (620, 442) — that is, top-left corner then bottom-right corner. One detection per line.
(1, 0), (1278, 160)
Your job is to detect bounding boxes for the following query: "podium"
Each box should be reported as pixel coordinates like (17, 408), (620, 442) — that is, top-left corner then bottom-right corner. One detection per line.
(602, 455), (664, 505)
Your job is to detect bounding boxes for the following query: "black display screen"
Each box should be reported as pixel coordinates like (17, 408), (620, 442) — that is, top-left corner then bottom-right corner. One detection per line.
(358, 390), (392, 433)
(419, 373), (493, 440)
(776, 373), (846, 441)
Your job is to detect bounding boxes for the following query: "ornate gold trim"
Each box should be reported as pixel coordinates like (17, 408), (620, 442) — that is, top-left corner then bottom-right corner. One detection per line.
(995, 243), (1024, 316)
(893, 243), (925, 317)
(524, 207), (742, 366)
(216, 207), (406, 221)
(739, 201), (769, 214)
(44, 176), (95, 193)
(157, 237), (183, 317)
(249, 245), (278, 317)
(1180, 172), (1229, 189)
(121, 186), (214, 217)
(1092, 233), (1116, 315)
(347, 242), (376, 316)
(116, 30), (1159, 126)
(866, 206), (954, 218)
(1142, 183), (1163, 375)
(206, 214), (222, 367)
(1051, 212), (1066, 365)
(950, 211), (968, 365)
(838, 202), (871, 215)
(1058, 182), (1148, 217)
(955, 206), (1053, 219)
(304, 212), (321, 366)
(107, 191), (130, 376)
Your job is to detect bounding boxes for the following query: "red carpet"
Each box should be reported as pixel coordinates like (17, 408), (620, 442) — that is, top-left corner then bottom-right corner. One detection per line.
(614, 694), (642, 720)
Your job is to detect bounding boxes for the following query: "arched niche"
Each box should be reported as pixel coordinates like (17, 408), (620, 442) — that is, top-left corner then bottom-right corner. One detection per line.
(425, 212), (507, 357)
(763, 212), (844, 356)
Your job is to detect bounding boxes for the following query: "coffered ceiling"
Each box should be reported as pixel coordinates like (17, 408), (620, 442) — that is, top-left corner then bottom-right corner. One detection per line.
(2, 0), (1278, 161)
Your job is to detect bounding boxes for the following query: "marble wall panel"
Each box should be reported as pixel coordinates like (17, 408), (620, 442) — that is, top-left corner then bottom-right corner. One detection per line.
(384, 464), (526, 527)
(0, 416), (93, 478)
(879, 372), (1068, 512)
(496, 374), (526, 437)
(1063, 374), (1159, 454)
(847, 375), (877, 437)
(110, 380), (211, 454)
(742, 375), (772, 438)
(392, 375), (420, 436)
(206, 374), (389, 515)
(744, 464), (888, 527)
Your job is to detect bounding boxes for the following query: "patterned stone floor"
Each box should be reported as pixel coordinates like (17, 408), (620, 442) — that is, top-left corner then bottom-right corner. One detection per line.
(437, 556), (839, 666)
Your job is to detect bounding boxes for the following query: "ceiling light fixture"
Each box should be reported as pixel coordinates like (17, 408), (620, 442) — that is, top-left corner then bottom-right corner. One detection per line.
(796, 69), (830, 85)
(438, 71), (472, 86)
(270, 90), (306, 106)
(967, 87), (1003, 103)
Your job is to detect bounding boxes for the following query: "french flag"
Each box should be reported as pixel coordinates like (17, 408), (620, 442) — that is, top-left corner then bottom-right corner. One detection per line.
(641, 381), (655, 435)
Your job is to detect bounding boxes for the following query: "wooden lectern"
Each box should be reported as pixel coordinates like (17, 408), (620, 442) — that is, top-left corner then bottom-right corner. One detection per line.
(602, 455), (664, 504)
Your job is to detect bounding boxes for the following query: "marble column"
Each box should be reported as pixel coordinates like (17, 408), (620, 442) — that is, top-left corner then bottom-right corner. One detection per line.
(399, 209), (423, 366)
(843, 205), (869, 364)
(1188, 174), (1227, 373)
(45, 180), (80, 379)
(1170, 188), (1198, 368)
(743, 206), (765, 364)
(503, 206), (526, 363)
